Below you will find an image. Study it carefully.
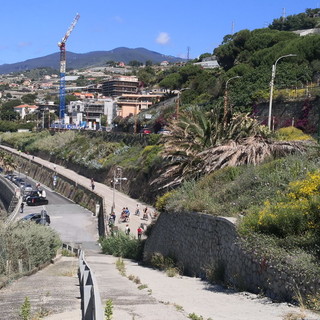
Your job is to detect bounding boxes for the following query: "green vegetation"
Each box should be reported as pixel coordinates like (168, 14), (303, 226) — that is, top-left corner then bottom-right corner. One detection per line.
(150, 252), (181, 277)
(19, 297), (31, 320)
(104, 299), (113, 320)
(0, 221), (61, 277)
(99, 231), (144, 260)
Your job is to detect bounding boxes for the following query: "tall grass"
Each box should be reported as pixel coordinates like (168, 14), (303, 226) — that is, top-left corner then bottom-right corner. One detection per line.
(0, 221), (61, 276)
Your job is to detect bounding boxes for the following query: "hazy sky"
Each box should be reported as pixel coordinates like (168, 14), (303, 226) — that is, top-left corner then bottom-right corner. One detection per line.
(0, 0), (318, 64)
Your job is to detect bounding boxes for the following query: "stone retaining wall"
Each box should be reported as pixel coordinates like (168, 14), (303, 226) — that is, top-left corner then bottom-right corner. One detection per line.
(0, 176), (16, 213)
(144, 211), (320, 302)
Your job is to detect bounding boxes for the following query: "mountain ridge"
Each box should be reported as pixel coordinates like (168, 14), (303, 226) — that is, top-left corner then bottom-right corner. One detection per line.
(0, 47), (184, 74)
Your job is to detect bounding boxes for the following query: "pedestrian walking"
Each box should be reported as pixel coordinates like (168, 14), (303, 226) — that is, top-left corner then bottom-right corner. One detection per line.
(137, 227), (143, 240)
(20, 202), (24, 213)
(91, 178), (95, 191)
(135, 204), (140, 216)
(125, 224), (130, 235)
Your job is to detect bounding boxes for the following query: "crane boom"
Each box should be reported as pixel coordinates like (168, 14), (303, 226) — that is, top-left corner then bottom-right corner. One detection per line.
(58, 13), (80, 124)
(59, 13), (80, 46)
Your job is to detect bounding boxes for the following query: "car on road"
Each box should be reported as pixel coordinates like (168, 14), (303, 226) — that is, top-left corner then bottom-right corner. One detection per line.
(26, 196), (49, 206)
(23, 189), (40, 201)
(21, 212), (50, 225)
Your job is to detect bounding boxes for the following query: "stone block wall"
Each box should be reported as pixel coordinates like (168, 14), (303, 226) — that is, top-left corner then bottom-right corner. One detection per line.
(144, 211), (320, 302)
(0, 176), (16, 213)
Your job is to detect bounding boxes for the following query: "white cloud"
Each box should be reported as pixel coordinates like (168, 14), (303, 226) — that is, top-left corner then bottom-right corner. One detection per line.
(18, 42), (32, 48)
(113, 16), (124, 23)
(156, 32), (170, 45)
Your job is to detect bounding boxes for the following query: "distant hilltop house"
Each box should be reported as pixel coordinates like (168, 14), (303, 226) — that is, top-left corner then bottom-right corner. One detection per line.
(72, 92), (95, 99)
(293, 28), (320, 36)
(14, 104), (38, 119)
(194, 55), (220, 69)
(160, 61), (169, 66)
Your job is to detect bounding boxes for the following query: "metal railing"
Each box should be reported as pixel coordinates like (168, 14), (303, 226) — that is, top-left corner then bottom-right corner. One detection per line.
(78, 249), (104, 320)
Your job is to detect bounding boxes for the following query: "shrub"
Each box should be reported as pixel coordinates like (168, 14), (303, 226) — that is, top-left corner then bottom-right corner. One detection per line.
(0, 222), (61, 276)
(276, 126), (315, 141)
(19, 297), (31, 320)
(99, 232), (144, 260)
(242, 170), (320, 240)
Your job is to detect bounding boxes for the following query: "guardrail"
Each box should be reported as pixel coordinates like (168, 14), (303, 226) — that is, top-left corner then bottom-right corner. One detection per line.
(78, 249), (104, 320)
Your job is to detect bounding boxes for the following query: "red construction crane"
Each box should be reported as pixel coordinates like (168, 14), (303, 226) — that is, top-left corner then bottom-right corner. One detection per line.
(58, 13), (80, 123)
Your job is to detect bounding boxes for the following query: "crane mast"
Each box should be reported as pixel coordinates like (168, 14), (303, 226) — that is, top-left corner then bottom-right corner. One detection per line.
(58, 13), (80, 123)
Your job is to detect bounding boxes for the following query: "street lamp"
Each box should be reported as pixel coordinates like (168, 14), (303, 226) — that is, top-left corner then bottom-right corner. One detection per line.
(111, 167), (127, 214)
(268, 54), (297, 130)
(224, 76), (241, 124)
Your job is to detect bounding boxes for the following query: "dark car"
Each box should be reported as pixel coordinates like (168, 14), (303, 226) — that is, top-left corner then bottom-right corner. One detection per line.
(21, 212), (50, 225)
(23, 189), (40, 201)
(26, 196), (49, 206)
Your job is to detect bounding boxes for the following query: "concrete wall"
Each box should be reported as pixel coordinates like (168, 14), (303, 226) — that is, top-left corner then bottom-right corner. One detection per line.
(144, 211), (320, 302)
(0, 176), (17, 213)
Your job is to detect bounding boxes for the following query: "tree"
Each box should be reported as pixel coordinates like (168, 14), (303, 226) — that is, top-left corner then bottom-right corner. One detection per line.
(22, 93), (37, 104)
(128, 60), (143, 67)
(159, 73), (182, 90)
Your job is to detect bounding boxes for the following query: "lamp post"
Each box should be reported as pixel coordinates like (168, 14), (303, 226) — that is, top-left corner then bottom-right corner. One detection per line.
(111, 167), (127, 214)
(134, 98), (140, 134)
(224, 76), (241, 124)
(268, 54), (297, 130)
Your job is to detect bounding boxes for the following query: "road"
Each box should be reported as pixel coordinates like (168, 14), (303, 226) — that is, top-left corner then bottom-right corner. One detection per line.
(18, 177), (99, 250)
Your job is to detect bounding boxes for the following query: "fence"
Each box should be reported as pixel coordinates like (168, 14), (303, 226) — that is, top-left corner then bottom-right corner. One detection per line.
(78, 249), (104, 320)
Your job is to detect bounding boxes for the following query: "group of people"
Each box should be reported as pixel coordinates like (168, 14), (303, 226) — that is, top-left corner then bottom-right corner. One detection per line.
(107, 203), (151, 240)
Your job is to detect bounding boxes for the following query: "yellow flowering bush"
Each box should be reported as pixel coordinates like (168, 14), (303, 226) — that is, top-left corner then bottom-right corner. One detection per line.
(246, 171), (320, 237)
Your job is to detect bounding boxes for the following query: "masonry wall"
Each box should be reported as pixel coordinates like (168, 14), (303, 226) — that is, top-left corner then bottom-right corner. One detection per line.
(0, 176), (16, 213)
(143, 211), (320, 302)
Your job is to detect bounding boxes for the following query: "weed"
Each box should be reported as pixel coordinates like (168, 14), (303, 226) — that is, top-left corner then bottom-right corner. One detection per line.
(19, 297), (31, 320)
(304, 292), (320, 312)
(99, 231), (144, 260)
(138, 284), (148, 290)
(282, 311), (306, 320)
(104, 299), (113, 320)
(166, 267), (179, 277)
(115, 257), (126, 276)
(204, 262), (225, 284)
(174, 303), (184, 311)
(60, 249), (76, 257)
(188, 312), (204, 320)
(33, 307), (50, 319)
(133, 277), (141, 284)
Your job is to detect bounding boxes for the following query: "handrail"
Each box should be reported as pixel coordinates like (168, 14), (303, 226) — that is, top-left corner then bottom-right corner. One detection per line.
(78, 249), (104, 320)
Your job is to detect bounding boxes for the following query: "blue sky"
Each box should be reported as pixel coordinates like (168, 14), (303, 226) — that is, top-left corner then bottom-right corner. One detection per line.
(0, 0), (318, 65)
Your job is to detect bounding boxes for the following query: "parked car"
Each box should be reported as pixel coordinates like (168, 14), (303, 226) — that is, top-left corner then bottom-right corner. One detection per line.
(23, 189), (40, 201)
(21, 212), (50, 225)
(26, 196), (49, 206)
(140, 128), (152, 134)
(157, 128), (171, 135)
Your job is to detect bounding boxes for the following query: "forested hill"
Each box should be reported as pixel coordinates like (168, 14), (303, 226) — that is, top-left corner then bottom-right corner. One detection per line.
(0, 47), (184, 74)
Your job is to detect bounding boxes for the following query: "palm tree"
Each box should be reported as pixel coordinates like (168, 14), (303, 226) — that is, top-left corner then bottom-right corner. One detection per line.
(151, 105), (310, 190)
